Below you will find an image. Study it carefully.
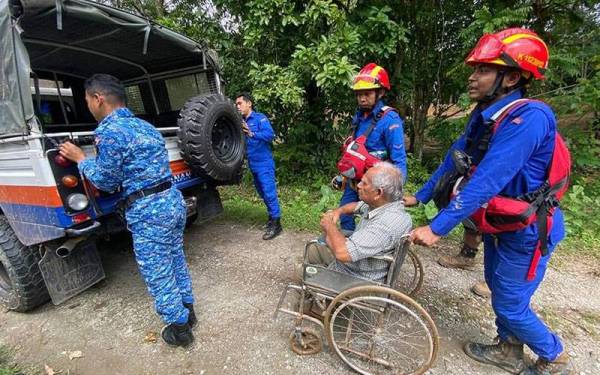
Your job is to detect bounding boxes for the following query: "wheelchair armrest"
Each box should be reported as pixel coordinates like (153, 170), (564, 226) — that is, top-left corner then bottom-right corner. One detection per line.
(371, 254), (394, 263)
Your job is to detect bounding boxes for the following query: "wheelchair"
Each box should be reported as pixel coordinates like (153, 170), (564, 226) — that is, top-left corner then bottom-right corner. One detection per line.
(274, 235), (439, 375)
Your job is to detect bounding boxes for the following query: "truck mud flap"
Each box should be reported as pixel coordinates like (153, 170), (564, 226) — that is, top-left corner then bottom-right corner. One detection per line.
(196, 186), (224, 222)
(38, 239), (105, 305)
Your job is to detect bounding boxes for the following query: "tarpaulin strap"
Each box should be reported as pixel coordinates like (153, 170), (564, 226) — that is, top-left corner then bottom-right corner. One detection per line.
(55, 0), (63, 30)
(143, 23), (151, 55)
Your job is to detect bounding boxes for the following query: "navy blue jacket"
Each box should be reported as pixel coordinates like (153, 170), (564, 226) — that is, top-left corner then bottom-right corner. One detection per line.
(244, 111), (275, 167)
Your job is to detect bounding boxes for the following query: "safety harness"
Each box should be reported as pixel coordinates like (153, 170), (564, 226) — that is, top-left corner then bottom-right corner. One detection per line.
(435, 99), (571, 280)
(337, 106), (396, 180)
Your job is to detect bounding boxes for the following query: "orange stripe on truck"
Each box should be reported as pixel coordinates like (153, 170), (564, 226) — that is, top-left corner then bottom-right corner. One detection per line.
(170, 159), (190, 175)
(0, 185), (63, 207)
(0, 161), (189, 208)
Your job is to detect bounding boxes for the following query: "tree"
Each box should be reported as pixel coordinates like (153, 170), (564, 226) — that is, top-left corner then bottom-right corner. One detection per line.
(100, 0), (599, 181)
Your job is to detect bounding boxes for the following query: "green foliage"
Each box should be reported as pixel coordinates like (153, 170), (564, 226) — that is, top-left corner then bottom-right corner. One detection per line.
(426, 116), (467, 159)
(101, 0), (600, 255)
(563, 127), (600, 170)
(0, 346), (21, 375)
(459, 5), (531, 45)
(561, 184), (600, 252)
(219, 175), (342, 232)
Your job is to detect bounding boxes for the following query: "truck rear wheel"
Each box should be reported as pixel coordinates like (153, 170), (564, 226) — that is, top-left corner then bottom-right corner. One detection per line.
(0, 216), (49, 312)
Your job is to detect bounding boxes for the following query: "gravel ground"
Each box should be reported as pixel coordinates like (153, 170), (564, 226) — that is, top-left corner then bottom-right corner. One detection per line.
(1, 220), (599, 375)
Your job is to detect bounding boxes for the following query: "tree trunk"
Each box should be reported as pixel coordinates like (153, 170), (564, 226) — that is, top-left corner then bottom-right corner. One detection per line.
(411, 86), (431, 161)
(154, 0), (165, 18)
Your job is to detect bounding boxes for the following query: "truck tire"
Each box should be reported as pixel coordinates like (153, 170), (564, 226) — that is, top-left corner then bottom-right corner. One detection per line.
(178, 94), (245, 182)
(0, 216), (49, 312)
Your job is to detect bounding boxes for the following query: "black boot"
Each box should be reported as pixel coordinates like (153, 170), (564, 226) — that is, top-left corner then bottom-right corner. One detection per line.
(184, 302), (197, 328)
(161, 322), (194, 347)
(464, 336), (525, 374)
(261, 217), (272, 230)
(263, 218), (282, 240)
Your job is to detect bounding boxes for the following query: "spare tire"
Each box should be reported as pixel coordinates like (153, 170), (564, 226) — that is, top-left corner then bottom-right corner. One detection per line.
(177, 94), (245, 182)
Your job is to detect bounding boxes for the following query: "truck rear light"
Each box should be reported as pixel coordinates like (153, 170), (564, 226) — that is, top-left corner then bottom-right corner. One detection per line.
(62, 175), (79, 188)
(72, 213), (91, 224)
(54, 154), (72, 167)
(67, 193), (89, 211)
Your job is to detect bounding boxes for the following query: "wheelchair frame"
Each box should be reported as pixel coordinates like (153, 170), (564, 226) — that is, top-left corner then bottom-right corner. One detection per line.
(274, 236), (439, 375)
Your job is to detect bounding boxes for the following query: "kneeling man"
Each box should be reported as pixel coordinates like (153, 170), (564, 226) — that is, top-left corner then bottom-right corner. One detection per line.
(311, 161), (411, 283)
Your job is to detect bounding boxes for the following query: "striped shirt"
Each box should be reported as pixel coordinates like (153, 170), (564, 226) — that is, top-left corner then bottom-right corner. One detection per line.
(330, 200), (412, 282)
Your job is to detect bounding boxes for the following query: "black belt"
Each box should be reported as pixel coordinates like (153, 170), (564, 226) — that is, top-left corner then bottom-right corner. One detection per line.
(123, 181), (172, 209)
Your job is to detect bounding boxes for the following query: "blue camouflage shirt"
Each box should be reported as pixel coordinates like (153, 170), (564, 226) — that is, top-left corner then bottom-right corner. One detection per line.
(415, 90), (565, 246)
(79, 108), (171, 196)
(353, 99), (408, 182)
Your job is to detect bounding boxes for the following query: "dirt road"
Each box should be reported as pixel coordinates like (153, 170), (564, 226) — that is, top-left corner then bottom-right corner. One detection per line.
(1, 220), (599, 374)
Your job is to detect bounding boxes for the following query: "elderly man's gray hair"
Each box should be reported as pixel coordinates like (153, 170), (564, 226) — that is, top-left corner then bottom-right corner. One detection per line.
(370, 161), (404, 202)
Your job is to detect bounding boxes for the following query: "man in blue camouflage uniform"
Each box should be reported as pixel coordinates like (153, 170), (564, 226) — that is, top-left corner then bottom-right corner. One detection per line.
(339, 63), (408, 231)
(235, 93), (283, 240)
(59, 74), (196, 347)
(409, 29), (573, 374)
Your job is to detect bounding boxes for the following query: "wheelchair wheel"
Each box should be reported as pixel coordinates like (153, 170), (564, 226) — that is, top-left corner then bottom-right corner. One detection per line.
(394, 248), (424, 297)
(324, 285), (438, 375)
(289, 327), (323, 355)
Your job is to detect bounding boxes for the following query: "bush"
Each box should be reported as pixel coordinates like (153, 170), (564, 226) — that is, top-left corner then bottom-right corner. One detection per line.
(561, 183), (600, 253)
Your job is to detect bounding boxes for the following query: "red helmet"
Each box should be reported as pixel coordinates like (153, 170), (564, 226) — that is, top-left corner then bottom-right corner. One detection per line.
(465, 28), (549, 79)
(352, 63), (391, 91)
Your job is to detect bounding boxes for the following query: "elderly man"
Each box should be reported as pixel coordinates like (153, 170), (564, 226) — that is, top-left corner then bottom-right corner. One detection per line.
(306, 161), (411, 283)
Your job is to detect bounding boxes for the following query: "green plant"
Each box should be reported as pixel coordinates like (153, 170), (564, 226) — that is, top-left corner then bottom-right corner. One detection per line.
(561, 184), (600, 250)
(0, 346), (21, 375)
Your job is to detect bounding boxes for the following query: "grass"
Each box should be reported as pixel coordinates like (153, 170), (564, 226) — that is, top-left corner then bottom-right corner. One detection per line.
(218, 181), (340, 232)
(218, 171), (600, 262)
(0, 346), (22, 375)
(218, 175), (469, 238)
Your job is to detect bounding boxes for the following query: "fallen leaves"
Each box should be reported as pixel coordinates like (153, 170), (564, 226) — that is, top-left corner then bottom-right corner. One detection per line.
(68, 350), (83, 360)
(143, 331), (158, 343)
(44, 364), (57, 375)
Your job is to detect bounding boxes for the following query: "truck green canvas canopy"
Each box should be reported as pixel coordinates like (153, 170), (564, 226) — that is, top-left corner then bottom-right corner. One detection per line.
(0, 0), (220, 135)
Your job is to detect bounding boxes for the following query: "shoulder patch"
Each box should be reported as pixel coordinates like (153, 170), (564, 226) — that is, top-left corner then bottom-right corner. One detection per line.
(511, 117), (523, 125)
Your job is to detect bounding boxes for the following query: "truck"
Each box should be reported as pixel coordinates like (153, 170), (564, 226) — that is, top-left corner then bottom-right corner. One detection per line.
(0, 0), (245, 311)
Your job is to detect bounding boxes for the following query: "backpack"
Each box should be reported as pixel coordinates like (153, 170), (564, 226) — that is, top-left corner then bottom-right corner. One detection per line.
(337, 106), (396, 180)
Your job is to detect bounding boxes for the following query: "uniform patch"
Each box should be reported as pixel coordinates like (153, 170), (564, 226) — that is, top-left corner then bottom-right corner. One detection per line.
(94, 136), (101, 145)
(388, 124), (400, 130)
(511, 117), (523, 125)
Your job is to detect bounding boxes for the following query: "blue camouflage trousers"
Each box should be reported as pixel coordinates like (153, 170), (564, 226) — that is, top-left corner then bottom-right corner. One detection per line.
(126, 188), (195, 325)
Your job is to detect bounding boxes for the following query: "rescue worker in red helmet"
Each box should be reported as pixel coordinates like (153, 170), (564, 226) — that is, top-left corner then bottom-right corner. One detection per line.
(407, 28), (573, 375)
(337, 63), (408, 231)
